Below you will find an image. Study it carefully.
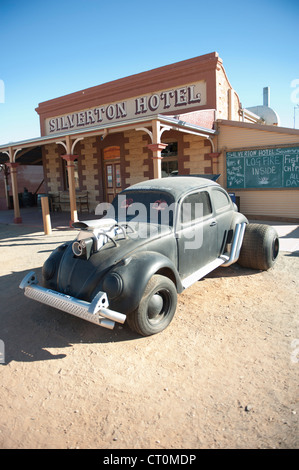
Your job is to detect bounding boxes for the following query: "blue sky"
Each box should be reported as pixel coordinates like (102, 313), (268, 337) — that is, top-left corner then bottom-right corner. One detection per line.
(0, 0), (298, 145)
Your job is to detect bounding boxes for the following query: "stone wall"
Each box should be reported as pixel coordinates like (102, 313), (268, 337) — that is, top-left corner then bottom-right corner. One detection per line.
(124, 130), (149, 186)
(182, 135), (213, 175)
(43, 143), (62, 193)
(79, 136), (99, 211)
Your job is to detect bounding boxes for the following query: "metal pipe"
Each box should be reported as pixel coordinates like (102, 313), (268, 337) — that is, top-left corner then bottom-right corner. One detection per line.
(100, 307), (126, 324)
(222, 223), (246, 267)
(99, 318), (115, 330)
(229, 223), (242, 261)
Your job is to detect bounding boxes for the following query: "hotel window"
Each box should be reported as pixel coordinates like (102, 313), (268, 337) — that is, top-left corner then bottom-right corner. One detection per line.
(63, 158), (80, 190)
(161, 142), (178, 177)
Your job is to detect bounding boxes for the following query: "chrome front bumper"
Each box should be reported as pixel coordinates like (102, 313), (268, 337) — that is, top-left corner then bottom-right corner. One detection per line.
(19, 271), (126, 330)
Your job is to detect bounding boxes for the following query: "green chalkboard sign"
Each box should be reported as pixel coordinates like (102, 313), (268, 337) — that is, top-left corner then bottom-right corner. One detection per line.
(226, 146), (299, 189)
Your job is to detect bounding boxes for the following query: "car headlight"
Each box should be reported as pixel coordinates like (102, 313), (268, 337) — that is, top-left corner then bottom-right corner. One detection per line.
(102, 272), (123, 299)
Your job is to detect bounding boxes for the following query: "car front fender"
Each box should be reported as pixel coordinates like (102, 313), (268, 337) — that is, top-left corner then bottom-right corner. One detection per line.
(103, 251), (183, 315)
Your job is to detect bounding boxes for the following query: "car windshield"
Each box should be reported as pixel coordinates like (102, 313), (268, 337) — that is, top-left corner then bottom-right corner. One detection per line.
(111, 190), (176, 226)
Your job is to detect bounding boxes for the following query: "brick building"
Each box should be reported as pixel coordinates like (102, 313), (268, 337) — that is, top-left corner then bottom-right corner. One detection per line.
(0, 52), (298, 223)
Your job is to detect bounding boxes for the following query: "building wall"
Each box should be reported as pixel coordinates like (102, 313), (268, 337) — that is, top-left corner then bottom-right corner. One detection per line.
(41, 119), (298, 221)
(234, 189), (299, 220)
(43, 143), (62, 194)
(36, 52), (220, 136)
(217, 121), (299, 220)
(218, 121), (299, 149)
(80, 136), (100, 211)
(44, 140), (100, 211)
(0, 164), (46, 210)
(44, 132), (151, 211)
(216, 66), (231, 121)
(182, 135), (212, 175)
(216, 65), (243, 122)
(124, 130), (149, 187)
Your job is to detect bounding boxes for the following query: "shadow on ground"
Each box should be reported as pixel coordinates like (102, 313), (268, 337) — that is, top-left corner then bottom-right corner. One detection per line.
(0, 259), (266, 365)
(0, 267), (140, 365)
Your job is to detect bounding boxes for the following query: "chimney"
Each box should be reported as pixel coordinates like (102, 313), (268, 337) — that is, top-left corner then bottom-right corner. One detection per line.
(263, 87), (270, 107)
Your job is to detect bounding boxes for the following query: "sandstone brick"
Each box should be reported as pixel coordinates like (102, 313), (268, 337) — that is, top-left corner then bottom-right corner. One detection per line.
(124, 130), (148, 186)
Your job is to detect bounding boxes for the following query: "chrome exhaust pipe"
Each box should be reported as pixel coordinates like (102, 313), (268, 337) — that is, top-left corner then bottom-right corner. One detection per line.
(222, 222), (246, 267)
(100, 307), (126, 324)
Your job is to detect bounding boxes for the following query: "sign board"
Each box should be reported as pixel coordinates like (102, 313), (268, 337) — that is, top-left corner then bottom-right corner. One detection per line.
(44, 81), (207, 135)
(226, 146), (299, 189)
(103, 146), (120, 160)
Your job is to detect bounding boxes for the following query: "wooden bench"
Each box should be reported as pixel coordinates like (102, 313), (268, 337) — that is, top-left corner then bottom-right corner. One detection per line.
(49, 191), (89, 213)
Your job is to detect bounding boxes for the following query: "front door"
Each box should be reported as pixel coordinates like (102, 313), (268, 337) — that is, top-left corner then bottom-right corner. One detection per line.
(176, 190), (218, 279)
(105, 162), (122, 202)
(103, 146), (123, 203)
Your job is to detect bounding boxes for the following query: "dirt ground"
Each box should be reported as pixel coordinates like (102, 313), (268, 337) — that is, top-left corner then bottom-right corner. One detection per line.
(0, 223), (298, 449)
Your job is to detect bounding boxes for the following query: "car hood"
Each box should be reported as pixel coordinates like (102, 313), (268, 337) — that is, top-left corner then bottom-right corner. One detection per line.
(52, 222), (172, 300)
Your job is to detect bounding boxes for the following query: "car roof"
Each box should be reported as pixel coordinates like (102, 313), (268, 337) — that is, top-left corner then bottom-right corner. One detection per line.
(123, 176), (219, 199)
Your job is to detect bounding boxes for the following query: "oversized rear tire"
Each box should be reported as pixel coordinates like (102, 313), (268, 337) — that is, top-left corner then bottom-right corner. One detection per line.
(127, 274), (177, 336)
(238, 223), (279, 270)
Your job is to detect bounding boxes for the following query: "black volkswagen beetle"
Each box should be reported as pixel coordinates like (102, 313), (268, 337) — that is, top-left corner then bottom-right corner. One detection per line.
(20, 177), (279, 336)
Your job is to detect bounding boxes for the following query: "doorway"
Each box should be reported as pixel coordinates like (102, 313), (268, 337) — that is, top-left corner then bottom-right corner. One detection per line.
(161, 141), (178, 177)
(103, 146), (122, 202)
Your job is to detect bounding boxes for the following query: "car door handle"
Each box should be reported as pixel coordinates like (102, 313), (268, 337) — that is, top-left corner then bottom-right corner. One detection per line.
(210, 220), (217, 226)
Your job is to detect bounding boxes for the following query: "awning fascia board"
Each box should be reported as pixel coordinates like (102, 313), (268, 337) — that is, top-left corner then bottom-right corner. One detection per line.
(0, 114), (217, 154)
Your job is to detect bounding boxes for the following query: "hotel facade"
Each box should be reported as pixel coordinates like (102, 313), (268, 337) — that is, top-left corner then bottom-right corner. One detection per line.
(0, 52), (298, 223)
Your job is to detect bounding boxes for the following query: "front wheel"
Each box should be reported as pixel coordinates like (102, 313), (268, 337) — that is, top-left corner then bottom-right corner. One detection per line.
(127, 275), (177, 336)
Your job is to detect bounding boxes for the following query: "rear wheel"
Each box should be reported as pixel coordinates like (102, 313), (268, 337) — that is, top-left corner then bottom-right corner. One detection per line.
(127, 275), (177, 336)
(238, 223), (279, 270)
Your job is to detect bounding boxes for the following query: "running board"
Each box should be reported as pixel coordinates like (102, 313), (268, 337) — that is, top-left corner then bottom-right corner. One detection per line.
(182, 257), (226, 289)
(181, 222), (246, 289)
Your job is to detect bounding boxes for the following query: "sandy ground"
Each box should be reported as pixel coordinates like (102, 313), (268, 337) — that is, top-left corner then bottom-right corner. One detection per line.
(0, 223), (298, 449)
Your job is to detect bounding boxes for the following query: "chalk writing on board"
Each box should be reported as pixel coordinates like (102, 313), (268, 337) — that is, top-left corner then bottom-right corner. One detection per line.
(227, 158), (244, 187)
(245, 155), (282, 187)
(283, 154), (299, 187)
(226, 147), (299, 189)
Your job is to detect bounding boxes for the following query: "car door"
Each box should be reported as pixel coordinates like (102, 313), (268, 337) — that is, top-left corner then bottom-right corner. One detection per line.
(210, 187), (235, 255)
(175, 190), (218, 278)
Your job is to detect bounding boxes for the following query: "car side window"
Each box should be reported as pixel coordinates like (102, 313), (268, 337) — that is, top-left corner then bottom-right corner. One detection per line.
(180, 191), (212, 224)
(212, 189), (231, 212)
